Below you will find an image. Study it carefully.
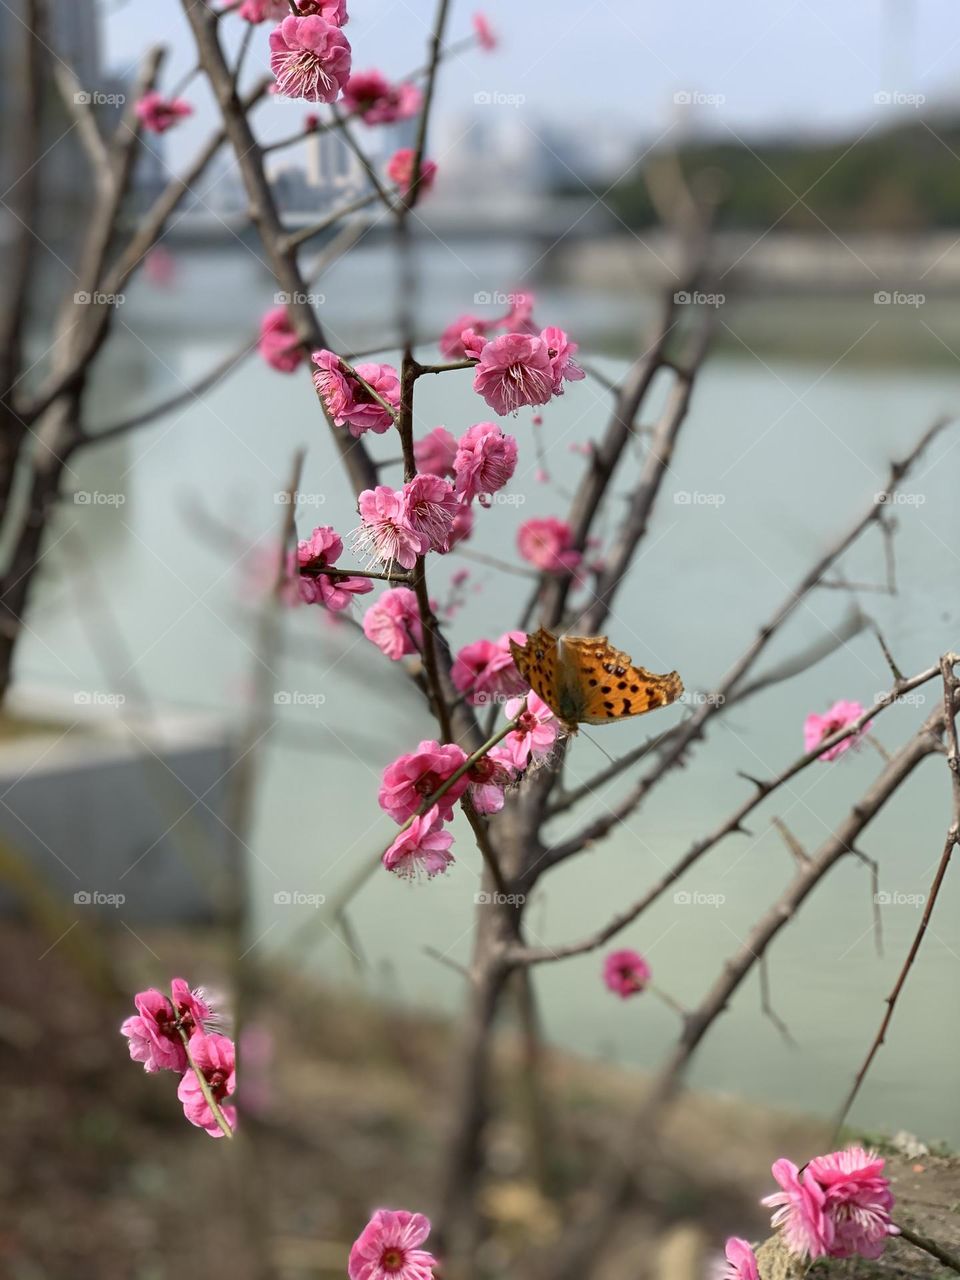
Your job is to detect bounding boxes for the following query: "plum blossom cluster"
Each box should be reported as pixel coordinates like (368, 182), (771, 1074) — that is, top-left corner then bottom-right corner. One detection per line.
(349, 1207), (438, 1280)
(343, 70), (421, 124)
(718, 1145), (898, 1276)
(295, 525), (372, 611)
(312, 349), (400, 437)
(387, 147), (438, 196)
(121, 980), (237, 1138)
(804, 699), (872, 761)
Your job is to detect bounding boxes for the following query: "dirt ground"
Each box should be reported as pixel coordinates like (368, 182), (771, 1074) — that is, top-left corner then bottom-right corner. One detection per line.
(0, 918), (956, 1280)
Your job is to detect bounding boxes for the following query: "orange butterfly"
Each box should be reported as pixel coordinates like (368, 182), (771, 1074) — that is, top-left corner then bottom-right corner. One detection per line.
(509, 627), (683, 734)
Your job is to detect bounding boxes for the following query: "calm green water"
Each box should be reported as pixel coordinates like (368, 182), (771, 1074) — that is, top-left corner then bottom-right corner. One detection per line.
(20, 241), (960, 1141)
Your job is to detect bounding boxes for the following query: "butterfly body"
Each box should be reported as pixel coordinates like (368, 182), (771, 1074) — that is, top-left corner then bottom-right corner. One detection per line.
(509, 627), (683, 733)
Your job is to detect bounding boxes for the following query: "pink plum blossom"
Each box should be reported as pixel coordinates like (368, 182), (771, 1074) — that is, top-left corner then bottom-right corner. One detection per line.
(804, 700), (871, 761)
(439, 314), (491, 359)
(362, 587), (423, 660)
(402, 474), (459, 553)
(177, 1032), (237, 1138)
(452, 632), (528, 705)
(387, 147), (438, 196)
(414, 426), (458, 478)
(269, 15), (352, 103)
(716, 1238), (760, 1280)
(603, 949), (651, 998)
(297, 0), (348, 22)
(238, 0), (287, 21)
(472, 12), (498, 51)
(541, 325), (585, 393)
(296, 525), (372, 611)
(121, 988), (186, 1073)
(144, 246), (176, 287)
(343, 70), (421, 124)
(312, 350), (400, 436)
(467, 752), (514, 815)
(454, 421), (519, 504)
(356, 486), (424, 570)
(258, 306), (303, 373)
(517, 516), (582, 575)
(135, 91), (193, 134)
(762, 1147), (897, 1260)
(500, 693), (559, 768)
(472, 333), (554, 415)
(379, 740), (469, 823)
(382, 807), (455, 879)
(503, 291), (536, 332)
(349, 1208), (438, 1280)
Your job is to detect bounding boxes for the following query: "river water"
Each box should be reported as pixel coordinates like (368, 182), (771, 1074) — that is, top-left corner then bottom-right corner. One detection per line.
(19, 238), (960, 1142)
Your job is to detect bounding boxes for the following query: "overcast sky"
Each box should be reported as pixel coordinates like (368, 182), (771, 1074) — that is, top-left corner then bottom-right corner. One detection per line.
(100, 0), (960, 170)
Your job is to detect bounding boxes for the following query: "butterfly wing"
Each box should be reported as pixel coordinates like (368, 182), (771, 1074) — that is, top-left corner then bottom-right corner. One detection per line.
(560, 634), (683, 726)
(509, 627), (564, 720)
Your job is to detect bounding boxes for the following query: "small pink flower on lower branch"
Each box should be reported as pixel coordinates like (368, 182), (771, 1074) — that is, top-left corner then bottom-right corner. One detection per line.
(135, 91), (193, 134)
(382, 807), (454, 880)
(177, 1032), (237, 1138)
(379, 740), (469, 823)
(258, 306), (303, 373)
(296, 525), (372, 611)
(362, 586), (423, 660)
(387, 148), (438, 197)
(804, 699), (872, 761)
(762, 1147), (897, 1260)
(715, 1237), (760, 1280)
(452, 632), (528, 706)
(602, 948), (651, 998)
(348, 1208), (439, 1279)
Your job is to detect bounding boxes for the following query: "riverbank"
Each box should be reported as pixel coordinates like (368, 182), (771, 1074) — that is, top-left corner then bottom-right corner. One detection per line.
(2, 919), (956, 1278)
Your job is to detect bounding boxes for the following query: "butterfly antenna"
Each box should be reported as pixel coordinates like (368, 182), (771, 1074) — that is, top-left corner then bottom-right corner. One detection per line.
(581, 729), (618, 766)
